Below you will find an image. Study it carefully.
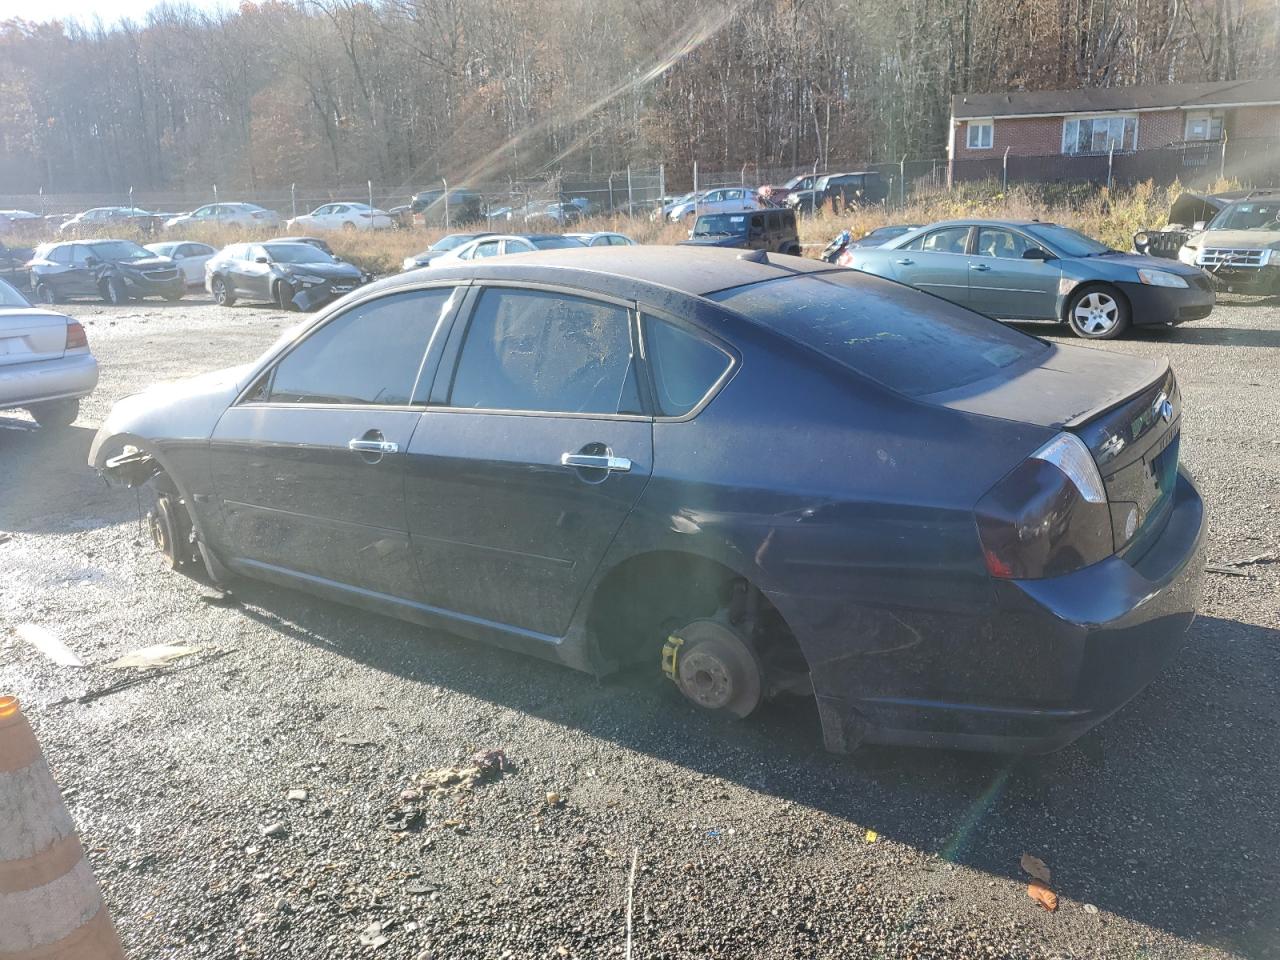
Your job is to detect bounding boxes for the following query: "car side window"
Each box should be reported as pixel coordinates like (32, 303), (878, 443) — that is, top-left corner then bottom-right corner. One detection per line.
(643, 317), (732, 417)
(247, 245), (267, 261)
(265, 288), (456, 406)
(921, 226), (971, 254)
(69, 245), (89, 266)
(448, 288), (637, 416)
(474, 240), (502, 258)
(50, 246), (72, 265)
(975, 228), (1035, 259)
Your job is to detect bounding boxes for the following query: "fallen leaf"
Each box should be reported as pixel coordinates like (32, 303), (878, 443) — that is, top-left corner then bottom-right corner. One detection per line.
(1020, 853), (1052, 884)
(1027, 879), (1058, 912)
(109, 644), (202, 670)
(864, 829), (879, 843)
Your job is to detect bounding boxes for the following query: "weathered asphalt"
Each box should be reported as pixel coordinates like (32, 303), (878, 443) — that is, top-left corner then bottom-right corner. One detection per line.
(1, 294), (1278, 959)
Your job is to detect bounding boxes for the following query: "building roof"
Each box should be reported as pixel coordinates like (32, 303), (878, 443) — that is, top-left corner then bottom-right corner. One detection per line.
(952, 78), (1280, 120)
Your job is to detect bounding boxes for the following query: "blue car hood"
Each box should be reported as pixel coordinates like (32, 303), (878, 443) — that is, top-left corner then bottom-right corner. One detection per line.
(1084, 252), (1203, 276)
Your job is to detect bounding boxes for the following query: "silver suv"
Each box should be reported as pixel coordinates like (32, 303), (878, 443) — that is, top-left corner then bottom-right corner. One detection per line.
(1178, 192), (1280, 294)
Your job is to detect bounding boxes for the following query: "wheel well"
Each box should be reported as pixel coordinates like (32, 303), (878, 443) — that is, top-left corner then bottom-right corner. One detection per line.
(1061, 280), (1130, 323)
(587, 551), (810, 689)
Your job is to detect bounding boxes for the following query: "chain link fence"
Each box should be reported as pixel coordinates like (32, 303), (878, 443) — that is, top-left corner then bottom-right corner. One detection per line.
(4, 137), (1277, 232)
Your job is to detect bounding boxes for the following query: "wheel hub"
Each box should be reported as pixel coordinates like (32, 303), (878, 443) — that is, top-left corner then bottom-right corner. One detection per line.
(663, 619), (764, 718)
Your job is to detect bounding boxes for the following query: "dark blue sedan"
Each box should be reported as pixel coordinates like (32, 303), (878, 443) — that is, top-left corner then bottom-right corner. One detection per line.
(90, 247), (1206, 754)
(842, 219), (1215, 339)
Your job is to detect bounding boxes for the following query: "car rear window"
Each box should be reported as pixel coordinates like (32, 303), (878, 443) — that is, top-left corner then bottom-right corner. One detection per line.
(707, 270), (1046, 397)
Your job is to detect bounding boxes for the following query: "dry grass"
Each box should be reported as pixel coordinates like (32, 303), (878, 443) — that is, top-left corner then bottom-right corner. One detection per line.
(17, 179), (1219, 276)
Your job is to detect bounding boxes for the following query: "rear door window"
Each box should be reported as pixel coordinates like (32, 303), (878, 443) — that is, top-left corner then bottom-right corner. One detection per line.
(448, 288), (638, 415)
(707, 270), (1046, 397)
(264, 288), (457, 405)
(643, 317), (733, 417)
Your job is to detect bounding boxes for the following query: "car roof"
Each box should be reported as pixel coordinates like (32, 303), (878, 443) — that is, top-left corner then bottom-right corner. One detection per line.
(390, 246), (831, 298)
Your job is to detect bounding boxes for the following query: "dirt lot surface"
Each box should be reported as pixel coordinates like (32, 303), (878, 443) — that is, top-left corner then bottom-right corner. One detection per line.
(2, 294), (1279, 960)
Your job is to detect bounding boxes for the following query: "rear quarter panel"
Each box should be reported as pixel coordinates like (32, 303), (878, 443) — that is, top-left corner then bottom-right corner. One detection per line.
(599, 302), (1057, 705)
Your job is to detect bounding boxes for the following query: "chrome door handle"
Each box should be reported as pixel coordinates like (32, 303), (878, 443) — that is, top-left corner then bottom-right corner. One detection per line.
(895, 258), (914, 265)
(969, 263), (990, 271)
(561, 453), (632, 473)
(348, 439), (399, 454)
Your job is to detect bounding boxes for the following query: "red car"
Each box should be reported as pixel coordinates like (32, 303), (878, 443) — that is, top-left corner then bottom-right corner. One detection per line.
(757, 173), (820, 205)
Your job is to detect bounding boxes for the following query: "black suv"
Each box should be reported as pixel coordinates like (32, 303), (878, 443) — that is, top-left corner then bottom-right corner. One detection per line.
(27, 239), (185, 304)
(679, 208), (801, 255)
(787, 172), (887, 214)
(410, 189), (484, 226)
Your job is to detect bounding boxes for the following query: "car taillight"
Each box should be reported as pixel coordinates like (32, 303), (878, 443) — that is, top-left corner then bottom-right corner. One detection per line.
(975, 433), (1112, 580)
(65, 321), (88, 350)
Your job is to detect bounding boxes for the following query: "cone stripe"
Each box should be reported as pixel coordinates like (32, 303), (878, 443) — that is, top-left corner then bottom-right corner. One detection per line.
(0, 719), (40, 774)
(0, 859), (104, 952)
(0, 763), (77, 860)
(1, 905), (121, 960)
(0, 833), (85, 896)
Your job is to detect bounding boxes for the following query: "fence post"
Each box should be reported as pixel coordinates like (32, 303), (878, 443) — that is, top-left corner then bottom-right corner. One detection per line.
(128, 185), (133, 209)
(1106, 145), (1114, 191)
(1001, 148), (1010, 193)
(1220, 135), (1228, 182)
(627, 166), (634, 212)
(899, 155), (906, 207)
(692, 160), (698, 195)
(658, 164), (665, 207)
(212, 184), (218, 207)
(291, 183), (296, 219)
(368, 179), (373, 213)
(740, 163), (747, 185)
(442, 177), (450, 229)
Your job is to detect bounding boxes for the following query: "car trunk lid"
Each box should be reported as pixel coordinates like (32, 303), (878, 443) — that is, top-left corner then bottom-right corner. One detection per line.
(922, 342), (1180, 551)
(0, 308), (67, 366)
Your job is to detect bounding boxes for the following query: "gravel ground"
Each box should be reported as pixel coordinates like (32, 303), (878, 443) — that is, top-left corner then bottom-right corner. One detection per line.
(2, 294), (1279, 960)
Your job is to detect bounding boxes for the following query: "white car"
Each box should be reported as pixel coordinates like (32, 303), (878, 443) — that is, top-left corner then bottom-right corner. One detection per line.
(667, 187), (763, 222)
(164, 203), (280, 231)
(429, 233), (585, 266)
(0, 277), (98, 428)
(0, 210), (40, 234)
(565, 231), (635, 247)
(144, 241), (217, 285)
(285, 202), (393, 232)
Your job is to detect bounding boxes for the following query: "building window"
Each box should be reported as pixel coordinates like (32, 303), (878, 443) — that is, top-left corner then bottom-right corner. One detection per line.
(966, 120), (993, 149)
(1184, 111), (1224, 142)
(1061, 115), (1138, 154)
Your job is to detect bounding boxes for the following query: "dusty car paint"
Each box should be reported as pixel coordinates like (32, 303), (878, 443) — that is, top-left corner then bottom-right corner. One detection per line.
(91, 247), (1206, 755)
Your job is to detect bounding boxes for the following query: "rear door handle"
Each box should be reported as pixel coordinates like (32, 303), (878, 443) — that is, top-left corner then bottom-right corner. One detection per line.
(348, 439), (399, 454)
(561, 453), (632, 473)
(969, 263), (991, 272)
(895, 258), (914, 266)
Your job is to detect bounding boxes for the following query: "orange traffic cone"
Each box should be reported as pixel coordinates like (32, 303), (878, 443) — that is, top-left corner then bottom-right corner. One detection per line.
(0, 695), (125, 959)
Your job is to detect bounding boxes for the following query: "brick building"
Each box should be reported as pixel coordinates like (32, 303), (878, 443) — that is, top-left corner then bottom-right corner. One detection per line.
(947, 79), (1280, 186)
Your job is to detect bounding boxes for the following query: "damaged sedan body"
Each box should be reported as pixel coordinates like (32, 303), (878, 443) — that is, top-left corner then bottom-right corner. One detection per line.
(205, 241), (366, 312)
(91, 247), (1206, 755)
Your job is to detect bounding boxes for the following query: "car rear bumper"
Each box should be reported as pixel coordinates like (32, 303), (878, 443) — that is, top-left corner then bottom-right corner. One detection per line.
(1119, 278), (1216, 324)
(0, 351), (99, 408)
(816, 468), (1207, 754)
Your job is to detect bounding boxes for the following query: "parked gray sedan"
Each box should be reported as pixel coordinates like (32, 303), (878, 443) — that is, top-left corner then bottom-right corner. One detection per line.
(841, 220), (1215, 339)
(0, 277), (97, 427)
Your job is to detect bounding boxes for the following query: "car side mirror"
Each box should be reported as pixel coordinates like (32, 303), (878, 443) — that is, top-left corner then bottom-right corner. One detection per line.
(1191, 220), (1207, 232)
(1021, 248), (1054, 261)
(254, 255), (269, 264)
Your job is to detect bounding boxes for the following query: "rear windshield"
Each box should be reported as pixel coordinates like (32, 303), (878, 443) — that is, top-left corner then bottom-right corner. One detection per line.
(707, 271), (1046, 397)
(530, 236), (583, 249)
(265, 243), (333, 264)
(0, 278), (30, 307)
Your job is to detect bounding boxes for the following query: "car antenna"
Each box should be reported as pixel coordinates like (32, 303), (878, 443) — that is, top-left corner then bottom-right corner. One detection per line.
(738, 249), (768, 263)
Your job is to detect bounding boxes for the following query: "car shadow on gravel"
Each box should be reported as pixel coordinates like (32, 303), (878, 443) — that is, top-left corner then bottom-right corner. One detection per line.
(0, 420), (123, 533)
(223, 574), (1279, 955)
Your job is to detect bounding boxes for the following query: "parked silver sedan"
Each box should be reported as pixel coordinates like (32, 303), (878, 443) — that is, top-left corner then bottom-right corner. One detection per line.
(0, 278), (97, 427)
